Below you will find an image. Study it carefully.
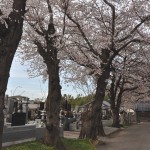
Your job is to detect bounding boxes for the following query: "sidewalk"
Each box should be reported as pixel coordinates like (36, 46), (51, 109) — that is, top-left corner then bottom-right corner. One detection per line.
(103, 126), (120, 136)
(64, 126), (120, 139)
(96, 122), (150, 150)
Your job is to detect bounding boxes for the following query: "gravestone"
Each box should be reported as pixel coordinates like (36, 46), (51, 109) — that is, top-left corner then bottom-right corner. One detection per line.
(39, 102), (44, 110)
(8, 99), (15, 114)
(12, 112), (26, 126)
(13, 101), (18, 113)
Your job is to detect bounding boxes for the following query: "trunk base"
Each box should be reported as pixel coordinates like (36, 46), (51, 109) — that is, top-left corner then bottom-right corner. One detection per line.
(44, 127), (66, 150)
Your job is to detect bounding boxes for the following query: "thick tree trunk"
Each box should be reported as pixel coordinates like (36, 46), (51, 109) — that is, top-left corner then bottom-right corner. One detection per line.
(79, 67), (110, 140)
(0, 93), (5, 150)
(0, 1), (26, 149)
(43, 59), (66, 150)
(111, 108), (120, 128)
(79, 48), (110, 140)
(98, 119), (105, 136)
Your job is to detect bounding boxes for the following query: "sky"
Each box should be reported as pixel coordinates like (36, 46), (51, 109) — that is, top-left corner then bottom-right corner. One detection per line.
(6, 56), (83, 100)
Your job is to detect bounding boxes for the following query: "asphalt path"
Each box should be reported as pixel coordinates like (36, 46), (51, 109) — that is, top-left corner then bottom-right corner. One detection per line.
(97, 122), (150, 150)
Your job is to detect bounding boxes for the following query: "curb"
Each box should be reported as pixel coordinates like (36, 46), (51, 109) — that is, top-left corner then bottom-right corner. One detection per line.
(107, 128), (121, 137)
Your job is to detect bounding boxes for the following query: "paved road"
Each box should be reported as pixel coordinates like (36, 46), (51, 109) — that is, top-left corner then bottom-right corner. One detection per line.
(97, 122), (150, 150)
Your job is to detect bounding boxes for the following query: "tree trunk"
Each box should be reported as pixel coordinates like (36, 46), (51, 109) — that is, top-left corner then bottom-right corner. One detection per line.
(0, 93), (5, 150)
(43, 59), (66, 150)
(79, 48), (110, 140)
(79, 66), (110, 140)
(111, 108), (120, 128)
(111, 85), (124, 128)
(0, 1), (26, 149)
(110, 74), (123, 128)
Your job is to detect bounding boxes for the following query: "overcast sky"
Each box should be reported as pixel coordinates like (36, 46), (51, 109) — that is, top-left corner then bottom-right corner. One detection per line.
(6, 56), (83, 100)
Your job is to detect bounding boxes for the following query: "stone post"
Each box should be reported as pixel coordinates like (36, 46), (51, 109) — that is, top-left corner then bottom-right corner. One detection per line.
(59, 109), (64, 137)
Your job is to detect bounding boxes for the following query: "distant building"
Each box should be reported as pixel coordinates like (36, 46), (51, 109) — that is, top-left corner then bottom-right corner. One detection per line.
(8, 95), (29, 113)
(77, 100), (111, 119)
(5, 95), (45, 123)
(135, 100), (150, 122)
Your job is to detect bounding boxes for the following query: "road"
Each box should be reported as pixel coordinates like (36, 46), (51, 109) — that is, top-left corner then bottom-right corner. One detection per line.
(97, 122), (150, 150)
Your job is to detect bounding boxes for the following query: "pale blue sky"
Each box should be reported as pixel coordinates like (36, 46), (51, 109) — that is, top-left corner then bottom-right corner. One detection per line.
(6, 56), (82, 100)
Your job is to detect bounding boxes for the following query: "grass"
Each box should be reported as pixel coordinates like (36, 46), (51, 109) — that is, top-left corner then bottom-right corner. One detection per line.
(3, 139), (95, 150)
(62, 138), (95, 150)
(3, 141), (56, 150)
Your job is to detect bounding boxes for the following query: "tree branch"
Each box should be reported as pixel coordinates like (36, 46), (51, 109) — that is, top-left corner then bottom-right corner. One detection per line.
(66, 13), (101, 59)
(103, 0), (115, 36)
(34, 40), (47, 59)
(27, 20), (44, 36)
(46, 0), (53, 24)
(117, 15), (150, 43)
(123, 86), (138, 92)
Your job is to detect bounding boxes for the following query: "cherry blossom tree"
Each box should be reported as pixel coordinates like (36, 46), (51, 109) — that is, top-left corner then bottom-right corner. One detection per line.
(19, 0), (67, 149)
(122, 47), (150, 108)
(109, 48), (143, 127)
(0, 0), (27, 148)
(60, 0), (150, 139)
